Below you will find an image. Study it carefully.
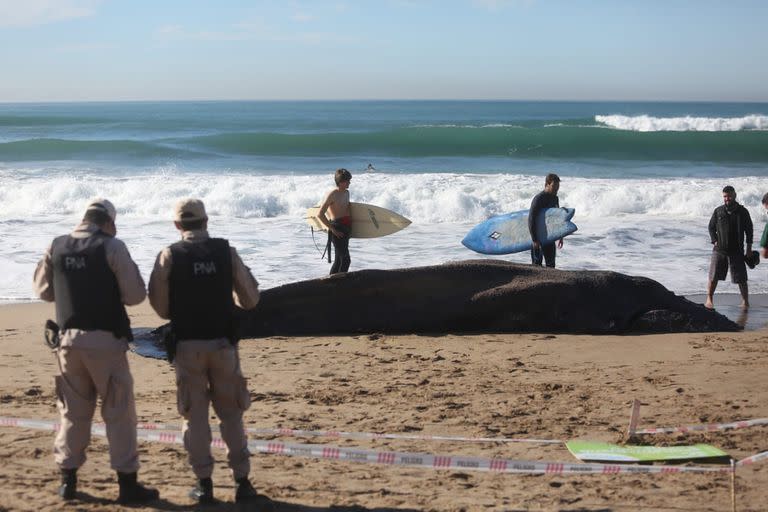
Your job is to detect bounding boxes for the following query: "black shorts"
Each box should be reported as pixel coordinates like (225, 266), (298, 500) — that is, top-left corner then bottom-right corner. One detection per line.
(708, 249), (747, 284)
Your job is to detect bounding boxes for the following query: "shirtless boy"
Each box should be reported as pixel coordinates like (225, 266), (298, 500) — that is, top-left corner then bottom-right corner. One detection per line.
(317, 169), (353, 274)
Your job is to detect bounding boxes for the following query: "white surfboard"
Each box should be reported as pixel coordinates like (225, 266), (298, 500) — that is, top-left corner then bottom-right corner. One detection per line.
(305, 202), (411, 238)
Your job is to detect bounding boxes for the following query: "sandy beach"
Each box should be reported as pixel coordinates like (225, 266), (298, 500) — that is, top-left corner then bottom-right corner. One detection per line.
(0, 302), (765, 511)
(3, 1), (767, 510)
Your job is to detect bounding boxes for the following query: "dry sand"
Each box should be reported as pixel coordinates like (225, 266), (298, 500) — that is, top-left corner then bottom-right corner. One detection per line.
(0, 302), (766, 511)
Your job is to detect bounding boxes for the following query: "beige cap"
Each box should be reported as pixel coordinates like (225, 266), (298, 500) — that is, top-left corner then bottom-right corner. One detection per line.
(174, 198), (208, 222)
(85, 198), (117, 221)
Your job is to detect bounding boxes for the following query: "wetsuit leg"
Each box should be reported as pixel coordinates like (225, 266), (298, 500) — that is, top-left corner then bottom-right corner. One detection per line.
(531, 246), (543, 266)
(330, 224), (352, 274)
(542, 243), (556, 268)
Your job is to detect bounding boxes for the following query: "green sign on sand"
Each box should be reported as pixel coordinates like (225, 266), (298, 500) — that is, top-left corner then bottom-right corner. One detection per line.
(566, 441), (729, 463)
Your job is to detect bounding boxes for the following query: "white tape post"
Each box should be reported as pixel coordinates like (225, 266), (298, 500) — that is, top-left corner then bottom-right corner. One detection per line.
(627, 399), (641, 437)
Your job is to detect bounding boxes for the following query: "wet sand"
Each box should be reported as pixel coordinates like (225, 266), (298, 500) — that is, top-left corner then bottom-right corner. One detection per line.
(0, 302), (766, 511)
(686, 293), (768, 331)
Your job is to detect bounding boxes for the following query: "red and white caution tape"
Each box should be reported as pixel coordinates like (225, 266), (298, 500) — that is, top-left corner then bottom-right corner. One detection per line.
(244, 439), (731, 475)
(0, 416), (746, 475)
(635, 417), (768, 436)
(735, 450), (768, 467)
(1, 417), (59, 431)
(133, 421), (563, 445)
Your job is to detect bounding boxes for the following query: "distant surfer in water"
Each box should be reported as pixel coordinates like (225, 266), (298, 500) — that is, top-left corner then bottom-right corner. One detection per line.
(705, 185), (753, 310)
(317, 169), (353, 274)
(529, 173), (563, 268)
(366, 163), (376, 172)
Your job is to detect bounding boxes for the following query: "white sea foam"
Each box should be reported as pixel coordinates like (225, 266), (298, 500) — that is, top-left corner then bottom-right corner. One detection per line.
(2, 171), (765, 222)
(595, 114), (768, 132)
(2, 171), (766, 300)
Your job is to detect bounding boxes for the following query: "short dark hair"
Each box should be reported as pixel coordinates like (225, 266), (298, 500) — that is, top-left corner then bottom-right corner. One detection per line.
(762, 192), (768, 205)
(179, 218), (206, 231)
(722, 185), (736, 195)
(82, 208), (112, 227)
(545, 173), (560, 186)
(335, 168), (352, 185)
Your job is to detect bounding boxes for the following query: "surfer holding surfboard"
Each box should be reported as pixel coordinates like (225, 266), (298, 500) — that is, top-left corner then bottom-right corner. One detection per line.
(304, 169), (411, 275)
(306, 172), (412, 275)
(462, 172), (574, 262)
(316, 168), (354, 275)
(529, 173), (563, 268)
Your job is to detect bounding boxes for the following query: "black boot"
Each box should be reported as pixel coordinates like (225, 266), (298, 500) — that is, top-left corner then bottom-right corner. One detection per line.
(189, 477), (214, 505)
(116, 471), (160, 505)
(234, 477), (259, 503)
(58, 468), (77, 500)
(235, 478), (274, 510)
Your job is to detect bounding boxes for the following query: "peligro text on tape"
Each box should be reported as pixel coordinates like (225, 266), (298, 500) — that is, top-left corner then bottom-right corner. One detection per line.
(0, 416), (747, 475)
(245, 438), (732, 475)
(635, 417), (768, 435)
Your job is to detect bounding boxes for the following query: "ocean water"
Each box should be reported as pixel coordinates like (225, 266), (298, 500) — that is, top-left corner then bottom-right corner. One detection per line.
(1, 101), (767, 306)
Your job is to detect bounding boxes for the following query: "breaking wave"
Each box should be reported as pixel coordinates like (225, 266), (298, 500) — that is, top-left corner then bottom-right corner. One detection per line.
(596, 114), (768, 132)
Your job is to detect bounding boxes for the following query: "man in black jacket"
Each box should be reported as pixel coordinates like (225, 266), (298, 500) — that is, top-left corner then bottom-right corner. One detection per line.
(705, 185), (753, 309)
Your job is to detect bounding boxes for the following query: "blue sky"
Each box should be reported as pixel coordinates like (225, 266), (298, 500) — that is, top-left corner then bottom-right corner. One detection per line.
(1, 0), (766, 102)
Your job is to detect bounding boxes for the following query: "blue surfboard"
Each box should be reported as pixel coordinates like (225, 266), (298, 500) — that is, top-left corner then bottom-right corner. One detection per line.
(462, 208), (577, 255)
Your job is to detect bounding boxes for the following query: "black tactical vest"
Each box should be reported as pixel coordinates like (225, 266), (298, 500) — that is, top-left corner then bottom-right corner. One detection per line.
(169, 238), (234, 341)
(51, 232), (132, 340)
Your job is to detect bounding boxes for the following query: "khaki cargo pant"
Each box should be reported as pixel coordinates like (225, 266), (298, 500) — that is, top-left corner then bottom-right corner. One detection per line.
(54, 347), (139, 473)
(174, 339), (251, 480)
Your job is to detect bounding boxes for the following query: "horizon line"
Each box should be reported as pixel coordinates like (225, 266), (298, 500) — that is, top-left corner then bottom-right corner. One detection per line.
(2, 98), (768, 105)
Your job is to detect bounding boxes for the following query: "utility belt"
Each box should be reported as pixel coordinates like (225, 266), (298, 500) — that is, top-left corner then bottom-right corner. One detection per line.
(43, 320), (133, 349)
(162, 325), (239, 364)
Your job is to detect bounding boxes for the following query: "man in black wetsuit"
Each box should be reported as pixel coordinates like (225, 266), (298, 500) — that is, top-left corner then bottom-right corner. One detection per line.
(317, 169), (353, 275)
(529, 173), (563, 268)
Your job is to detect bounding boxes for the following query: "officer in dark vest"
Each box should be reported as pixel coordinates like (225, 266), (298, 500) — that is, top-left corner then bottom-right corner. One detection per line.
(148, 198), (265, 506)
(33, 198), (159, 505)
